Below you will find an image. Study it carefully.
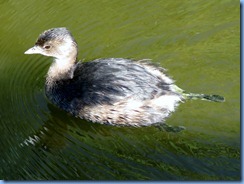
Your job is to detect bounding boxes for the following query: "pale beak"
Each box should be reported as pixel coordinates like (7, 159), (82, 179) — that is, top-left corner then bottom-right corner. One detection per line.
(24, 46), (41, 54)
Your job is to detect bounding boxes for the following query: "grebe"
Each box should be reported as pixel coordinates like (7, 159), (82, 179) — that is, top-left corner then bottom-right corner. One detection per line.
(24, 27), (224, 126)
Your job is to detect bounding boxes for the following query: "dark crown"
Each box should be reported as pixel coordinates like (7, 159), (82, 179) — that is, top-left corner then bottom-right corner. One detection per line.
(35, 27), (73, 46)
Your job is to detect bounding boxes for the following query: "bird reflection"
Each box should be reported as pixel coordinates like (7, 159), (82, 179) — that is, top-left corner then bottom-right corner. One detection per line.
(20, 103), (87, 152)
(20, 103), (185, 152)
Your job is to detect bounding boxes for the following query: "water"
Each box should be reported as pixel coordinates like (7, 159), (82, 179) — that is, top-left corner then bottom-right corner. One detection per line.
(0, 0), (240, 180)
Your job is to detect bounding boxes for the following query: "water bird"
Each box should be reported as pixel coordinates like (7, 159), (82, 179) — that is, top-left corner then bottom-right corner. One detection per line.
(24, 27), (224, 126)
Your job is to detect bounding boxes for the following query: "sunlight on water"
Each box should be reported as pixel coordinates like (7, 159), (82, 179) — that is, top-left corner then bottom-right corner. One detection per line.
(0, 0), (240, 180)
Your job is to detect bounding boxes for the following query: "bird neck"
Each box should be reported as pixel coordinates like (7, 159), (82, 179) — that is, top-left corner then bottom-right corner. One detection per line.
(46, 39), (78, 86)
(46, 55), (77, 85)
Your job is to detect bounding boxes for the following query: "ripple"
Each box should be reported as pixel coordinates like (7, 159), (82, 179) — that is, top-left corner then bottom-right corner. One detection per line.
(0, 55), (49, 141)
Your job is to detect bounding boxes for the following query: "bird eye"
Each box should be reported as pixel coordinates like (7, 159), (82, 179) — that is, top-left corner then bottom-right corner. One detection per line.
(44, 45), (51, 49)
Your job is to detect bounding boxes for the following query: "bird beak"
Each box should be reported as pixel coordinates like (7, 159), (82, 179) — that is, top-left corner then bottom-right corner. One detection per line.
(24, 46), (41, 54)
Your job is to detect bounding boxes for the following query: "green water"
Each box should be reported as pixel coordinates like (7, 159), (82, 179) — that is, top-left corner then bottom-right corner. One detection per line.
(0, 0), (240, 180)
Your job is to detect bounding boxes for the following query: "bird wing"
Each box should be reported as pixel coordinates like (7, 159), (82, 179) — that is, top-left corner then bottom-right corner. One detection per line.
(64, 58), (173, 106)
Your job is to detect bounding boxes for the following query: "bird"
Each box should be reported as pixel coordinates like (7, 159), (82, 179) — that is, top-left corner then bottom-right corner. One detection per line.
(24, 27), (224, 127)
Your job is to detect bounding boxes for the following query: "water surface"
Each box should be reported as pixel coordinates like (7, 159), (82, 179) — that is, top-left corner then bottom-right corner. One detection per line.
(0, 0), (240, 180)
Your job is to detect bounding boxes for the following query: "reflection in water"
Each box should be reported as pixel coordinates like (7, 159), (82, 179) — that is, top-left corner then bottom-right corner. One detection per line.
(20, 103), (186, 152)
(15, 104), (240, 180)
(20, 103), (68, 151)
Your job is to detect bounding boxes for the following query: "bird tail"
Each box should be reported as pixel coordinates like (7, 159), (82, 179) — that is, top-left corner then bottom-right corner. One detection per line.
(172, 85), (225, 102)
